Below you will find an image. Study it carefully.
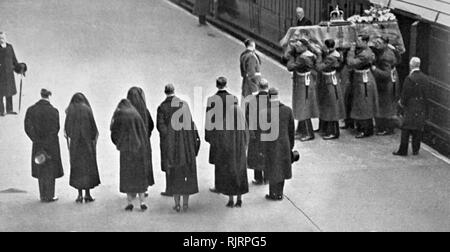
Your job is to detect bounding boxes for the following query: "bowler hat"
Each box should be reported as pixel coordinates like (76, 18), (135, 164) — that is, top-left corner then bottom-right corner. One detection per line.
(14, 62), (27, 76)
(34, 150), (51, 165)
(291, 150), (300, 163)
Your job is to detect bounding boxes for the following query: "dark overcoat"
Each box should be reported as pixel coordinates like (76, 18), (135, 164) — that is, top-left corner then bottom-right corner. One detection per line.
(157, 96), (200, 195)
(193, 0), (210, 16)
(316, 50), (346, 121)
(212, 104), (249, 196)
(25, 100), (64, 180)
(371, 47), (401, 118)
(347, 47), (379, 120)
(205, 90), (238, 165)
(0, 44), (18, 97)
(111, 100), (153, 194)
(261, 102), (295, 184)
(245, 90), (269, 170)
(240, 49), (261, 98)
(127, 87), (155, 185)
(65, 104), (100, 190)
(400, 71), (429, 131)
(287, 50), (319, 121)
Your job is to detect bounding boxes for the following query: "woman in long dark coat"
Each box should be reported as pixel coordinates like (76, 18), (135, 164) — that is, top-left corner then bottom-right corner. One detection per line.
(213, 103), (249, 207)
(157, 91), (200, 212)
(111, 99), (153, 211)
(127, 87), (155, 189)
(65, 93), (100, 203)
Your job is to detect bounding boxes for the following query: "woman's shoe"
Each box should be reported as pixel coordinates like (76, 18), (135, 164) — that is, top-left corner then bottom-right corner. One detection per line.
(125, 204), (134, 211)
(183, 204), (189, 211)
(75, 196), (83, 204)
(84, 196), (95, 203)
(140, 204), (148, 211)
(173, 205), (181, 213)
(226, 201), (234, 208)
(235, 200), (242, 208)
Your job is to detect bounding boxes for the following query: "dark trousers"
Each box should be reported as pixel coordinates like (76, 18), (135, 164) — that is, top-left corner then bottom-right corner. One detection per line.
(269, 181), (285, 197)
(324, 121), (340, 137)
(397, 129), (423, 155)
(254, 170), (266, 183)
(297, 119), (314, 138)
(344, 118), (355, 129)
(0, 96), (13, 113)
(356, 119), (374, 136)
(38, 177), (55, 201)
(376, 118), (395, 133)
(199, 15), (206, 25)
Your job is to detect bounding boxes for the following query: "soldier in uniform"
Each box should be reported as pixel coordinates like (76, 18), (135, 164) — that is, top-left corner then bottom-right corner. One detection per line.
(316, 39), (346, 140)
(194, 0), (210, 26)
(245, 79), (270, 185)
(371, 36), (401, 136)
(240, 39), (262, 100)
(347, 35), (379, 138)
(286, 39), (319, 141)
(393, 57), (429, 156)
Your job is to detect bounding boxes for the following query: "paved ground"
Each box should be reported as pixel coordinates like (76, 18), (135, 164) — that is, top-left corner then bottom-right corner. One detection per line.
(0, 0), (449, 232)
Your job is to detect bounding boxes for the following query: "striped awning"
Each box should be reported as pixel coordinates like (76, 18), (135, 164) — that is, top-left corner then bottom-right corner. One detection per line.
(370, 0), (450, 27)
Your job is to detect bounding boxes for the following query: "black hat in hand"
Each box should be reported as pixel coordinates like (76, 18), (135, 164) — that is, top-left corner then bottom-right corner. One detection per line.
(14, 62), (27, 76)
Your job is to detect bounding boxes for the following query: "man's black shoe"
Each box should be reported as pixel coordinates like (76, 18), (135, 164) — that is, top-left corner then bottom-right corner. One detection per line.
(323, 135), (338, 140)
(265, 194), (279, 201)
(6, 111), (17, 115)
(393, 151), (407, 157)
(0, 112), (4, 117)
(413, 152), (419, 156)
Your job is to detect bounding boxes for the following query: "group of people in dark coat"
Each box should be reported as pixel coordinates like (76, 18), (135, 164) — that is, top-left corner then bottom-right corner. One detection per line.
(207, 77), (295, 204)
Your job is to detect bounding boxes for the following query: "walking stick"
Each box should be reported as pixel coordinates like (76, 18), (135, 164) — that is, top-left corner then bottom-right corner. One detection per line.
(19, 74), (23, 112)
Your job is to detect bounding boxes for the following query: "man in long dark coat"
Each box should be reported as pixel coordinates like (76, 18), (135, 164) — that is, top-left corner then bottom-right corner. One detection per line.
(316, 39), (346, 140)
(240, 39), (262, 100)
(206, 82), (249, 207)
(347, 35), (379, 138)
(0, 32), (20, 116)
(111, 99), (153, 211)
(261, 88), (295, 201)
(394, 57), (429, 156)
(194, 0), (210, 25)
(371, 36), (401, 136)
(205, 77), (238, 193)
(157, 84), (200, 211)
(286, 39), (319, 141)
(24, 89), (64, 203)
(244, 78), (270, 185)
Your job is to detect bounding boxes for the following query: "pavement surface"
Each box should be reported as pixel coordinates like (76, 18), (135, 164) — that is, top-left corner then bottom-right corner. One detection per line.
(0, 0), (449, 232)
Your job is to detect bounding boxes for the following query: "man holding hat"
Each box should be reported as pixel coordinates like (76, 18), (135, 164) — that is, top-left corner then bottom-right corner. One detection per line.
(24, 89), (64, 202)
(260, 88), (295, 201)
(0, 32), (25, 116)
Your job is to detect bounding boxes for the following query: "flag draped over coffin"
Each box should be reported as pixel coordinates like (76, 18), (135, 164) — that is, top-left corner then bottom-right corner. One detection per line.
(280, 21), (405, 54)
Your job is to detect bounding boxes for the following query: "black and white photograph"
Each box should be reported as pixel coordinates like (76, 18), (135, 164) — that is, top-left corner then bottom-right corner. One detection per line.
(0, 0), (449, 237)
